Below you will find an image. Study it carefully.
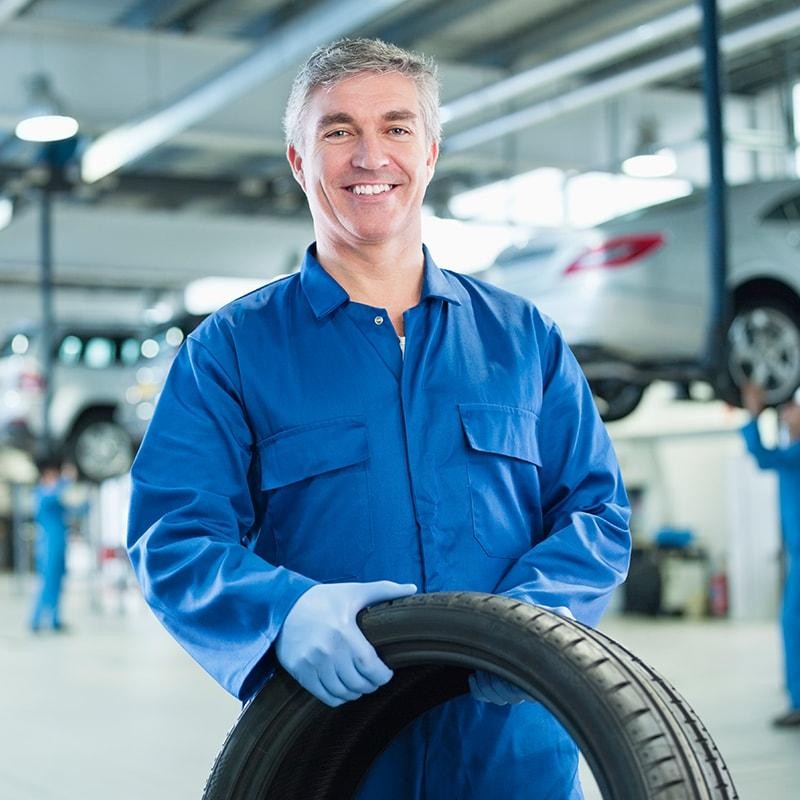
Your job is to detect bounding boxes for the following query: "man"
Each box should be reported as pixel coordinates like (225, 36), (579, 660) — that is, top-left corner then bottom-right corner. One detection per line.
(741, 383), (800, 727)
(30, 456), (76, 632)
(128, 38), (630, 797)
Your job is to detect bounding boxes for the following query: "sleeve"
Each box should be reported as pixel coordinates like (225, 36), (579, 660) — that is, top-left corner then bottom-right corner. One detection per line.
(493, 321), (631, 627)
(741, 419), (800, 470)
(127, 334), (316, 700)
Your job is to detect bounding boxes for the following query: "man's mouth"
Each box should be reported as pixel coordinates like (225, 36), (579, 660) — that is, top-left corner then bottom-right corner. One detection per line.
(347, 183), (396, 196)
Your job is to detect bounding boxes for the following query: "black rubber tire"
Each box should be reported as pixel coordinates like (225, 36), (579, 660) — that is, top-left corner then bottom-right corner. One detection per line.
(589, 378), (647, 422)
(202, 592), (737, 800)
(718, 293), (800, 408)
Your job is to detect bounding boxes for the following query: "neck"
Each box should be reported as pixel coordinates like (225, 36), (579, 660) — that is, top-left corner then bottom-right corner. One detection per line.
(315, 237), (425, 335)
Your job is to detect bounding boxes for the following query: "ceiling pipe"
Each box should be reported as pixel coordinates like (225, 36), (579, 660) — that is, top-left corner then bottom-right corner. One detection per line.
(444, 6), (800, 154)
(441, 0), (760, 125)
(80, 0), (406, 184)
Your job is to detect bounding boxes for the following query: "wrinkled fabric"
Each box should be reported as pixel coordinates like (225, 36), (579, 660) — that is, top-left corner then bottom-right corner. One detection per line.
(741, 420), (800, 708)
(128, 245), (631, 798)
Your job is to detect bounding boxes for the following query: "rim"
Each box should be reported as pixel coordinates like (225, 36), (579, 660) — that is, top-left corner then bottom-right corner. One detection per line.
(74, 421), (133, 480)
(728, 306), (800, 403)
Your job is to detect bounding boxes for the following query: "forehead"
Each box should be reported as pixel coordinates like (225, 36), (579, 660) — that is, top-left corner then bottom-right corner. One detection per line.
(307, 71), (420, 119)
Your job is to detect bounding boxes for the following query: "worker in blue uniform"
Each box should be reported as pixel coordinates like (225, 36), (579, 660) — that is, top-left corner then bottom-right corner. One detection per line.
(128, 38), (631, 797)
(30, 456), (73, 632)
(742, 382), (800, 727)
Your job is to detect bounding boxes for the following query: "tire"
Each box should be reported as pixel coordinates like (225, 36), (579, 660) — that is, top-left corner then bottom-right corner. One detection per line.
(720, 294), (800, 407)
(202, 593), (737, 800)
(589, 378), (647, 422)
(66, 410), (134, 482)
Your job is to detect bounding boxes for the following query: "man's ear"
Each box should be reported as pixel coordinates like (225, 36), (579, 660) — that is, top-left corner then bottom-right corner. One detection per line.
(287, 144), (307, 192)
(425, 139), (439, 183)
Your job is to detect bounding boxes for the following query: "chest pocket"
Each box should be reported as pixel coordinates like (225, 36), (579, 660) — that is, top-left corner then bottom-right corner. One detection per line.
(259, 417), (373, 581)
(459, 403), (543, 559)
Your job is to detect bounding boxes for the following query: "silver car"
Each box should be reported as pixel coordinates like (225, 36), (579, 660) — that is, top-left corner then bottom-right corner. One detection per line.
(481, 179), (800, 419)
(0, 323), (142, 481)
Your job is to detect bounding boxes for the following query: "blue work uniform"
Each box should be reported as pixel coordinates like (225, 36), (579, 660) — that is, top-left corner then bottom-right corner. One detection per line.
(128, 245), (631, 799)
(30, 479), (69, 630)
(742, 419), (800, 710)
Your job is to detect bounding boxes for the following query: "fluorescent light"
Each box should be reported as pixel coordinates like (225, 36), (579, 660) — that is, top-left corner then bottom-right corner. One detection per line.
(15, 114), (79, 142)
(622, 148), (677, 178)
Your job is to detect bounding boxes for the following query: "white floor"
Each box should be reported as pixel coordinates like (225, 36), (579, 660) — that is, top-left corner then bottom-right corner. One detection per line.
(1, 574), (797, 799)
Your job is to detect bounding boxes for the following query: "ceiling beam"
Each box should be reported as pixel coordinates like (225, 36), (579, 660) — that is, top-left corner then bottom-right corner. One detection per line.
(81, 0), (407, 184)
(440, 0), (760, 126)
(444, 5), (800, 153)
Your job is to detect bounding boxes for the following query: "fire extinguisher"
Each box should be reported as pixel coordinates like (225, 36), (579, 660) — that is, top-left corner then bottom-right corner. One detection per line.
(709, 569), (728, 617)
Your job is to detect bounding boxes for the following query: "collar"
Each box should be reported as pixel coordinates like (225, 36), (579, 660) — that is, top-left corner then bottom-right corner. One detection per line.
(300, 243), (465, 320)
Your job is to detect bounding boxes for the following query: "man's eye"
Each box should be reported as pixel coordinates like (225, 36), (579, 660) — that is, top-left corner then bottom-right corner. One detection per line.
(325, 130), (350, 139)
(390, 127), (410, 135)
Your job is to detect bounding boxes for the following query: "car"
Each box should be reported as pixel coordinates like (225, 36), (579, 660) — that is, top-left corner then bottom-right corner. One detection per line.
(117, 313), (206, 445)
(480, 179), (800, 420)
(0, 322), (142, 481)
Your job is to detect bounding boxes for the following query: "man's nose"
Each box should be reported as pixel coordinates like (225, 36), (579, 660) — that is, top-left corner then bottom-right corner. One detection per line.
(352, 134), (390, 170)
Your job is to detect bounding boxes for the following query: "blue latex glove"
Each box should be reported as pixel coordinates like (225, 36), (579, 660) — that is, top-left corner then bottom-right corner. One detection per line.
(470, 604), (574, 705)
(276, 580), (417, 707)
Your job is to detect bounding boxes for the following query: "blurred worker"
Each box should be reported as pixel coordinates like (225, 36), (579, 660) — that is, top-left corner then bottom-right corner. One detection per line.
(741, 382), (800, 728)
(29, 456), (77, 632)
(128, 38), (631, 798)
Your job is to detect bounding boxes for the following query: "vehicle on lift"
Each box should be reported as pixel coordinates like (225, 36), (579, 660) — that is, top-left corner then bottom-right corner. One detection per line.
(0, 323), (142, 481)
(117, 313), (206, 446)
(481, 179), (800, 420)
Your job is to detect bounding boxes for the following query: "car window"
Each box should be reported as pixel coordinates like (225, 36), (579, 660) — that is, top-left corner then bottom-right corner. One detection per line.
(762, 194), (800, 222)
(83, 337), (115, 368)
(57, 335), (83, 365)
(0, 332), (31, 357)
(121, 338), (141, 366)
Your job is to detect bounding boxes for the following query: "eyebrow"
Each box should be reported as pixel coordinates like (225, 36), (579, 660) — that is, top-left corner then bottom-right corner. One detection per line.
(316, 109), (418, 131)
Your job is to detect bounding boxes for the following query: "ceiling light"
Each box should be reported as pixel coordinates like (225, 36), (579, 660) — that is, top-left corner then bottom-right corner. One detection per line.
(622, 148), (678, 178)
(15, 74), (78, 143)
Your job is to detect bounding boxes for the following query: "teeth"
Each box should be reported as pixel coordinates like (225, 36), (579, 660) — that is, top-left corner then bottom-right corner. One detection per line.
(350, 184), (392, 195)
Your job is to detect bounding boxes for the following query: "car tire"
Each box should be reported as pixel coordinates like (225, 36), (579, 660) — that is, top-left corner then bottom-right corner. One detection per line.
(720, 293), (800, 407)
(202, 593), (736, 800)
(589, 378), (647, 422)
(66, 410), (134, 482)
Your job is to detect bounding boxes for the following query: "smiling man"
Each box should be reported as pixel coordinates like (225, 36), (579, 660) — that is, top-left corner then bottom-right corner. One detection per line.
(128, 38), (631, 799)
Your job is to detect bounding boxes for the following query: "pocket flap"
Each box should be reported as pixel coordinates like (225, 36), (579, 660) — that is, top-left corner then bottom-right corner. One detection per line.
(259, 417), (369, 490)
(458, 403), (541, 465)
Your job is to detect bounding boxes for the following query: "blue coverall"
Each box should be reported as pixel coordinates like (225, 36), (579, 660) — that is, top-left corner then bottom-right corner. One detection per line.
(128, 246), (631, 799)
(742, 419), (800, 711)
(30, 479), (70, 630)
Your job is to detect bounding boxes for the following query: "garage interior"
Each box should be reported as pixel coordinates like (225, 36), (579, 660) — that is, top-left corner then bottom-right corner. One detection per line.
(1, 0), (799, 797)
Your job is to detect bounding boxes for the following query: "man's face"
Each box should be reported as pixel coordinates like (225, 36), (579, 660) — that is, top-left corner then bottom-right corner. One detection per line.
(287, 71), (438, 252)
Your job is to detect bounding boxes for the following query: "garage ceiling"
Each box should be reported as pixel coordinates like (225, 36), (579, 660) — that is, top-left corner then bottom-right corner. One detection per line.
(0, 0), (799, 320)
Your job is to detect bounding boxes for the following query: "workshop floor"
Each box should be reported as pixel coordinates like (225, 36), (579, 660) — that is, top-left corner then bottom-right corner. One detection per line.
(1, 574), (796, 799)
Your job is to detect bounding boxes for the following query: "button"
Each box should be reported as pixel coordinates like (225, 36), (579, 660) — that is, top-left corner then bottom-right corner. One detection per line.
(374, 315), (384, 326)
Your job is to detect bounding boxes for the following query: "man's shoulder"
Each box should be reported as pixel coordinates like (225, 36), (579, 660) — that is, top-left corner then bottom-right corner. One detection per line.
(446, 269), (556, 331)
(190, 273), (300, 346)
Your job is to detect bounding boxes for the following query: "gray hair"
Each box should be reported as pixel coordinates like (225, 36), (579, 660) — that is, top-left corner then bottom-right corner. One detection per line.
(283, 37), (441, 151)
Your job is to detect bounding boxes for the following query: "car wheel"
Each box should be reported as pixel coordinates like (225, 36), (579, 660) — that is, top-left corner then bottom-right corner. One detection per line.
(722, 296), (800, 407)
(67, 411), (134, 482)
(202, 593), (736, 800)
(589, 378), (646, 422)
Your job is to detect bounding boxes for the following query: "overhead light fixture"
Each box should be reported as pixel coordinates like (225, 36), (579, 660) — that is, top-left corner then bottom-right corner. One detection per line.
(621, 118), (677, 178)
(15, 74), (79, 143)
(622, 148), (678, 178)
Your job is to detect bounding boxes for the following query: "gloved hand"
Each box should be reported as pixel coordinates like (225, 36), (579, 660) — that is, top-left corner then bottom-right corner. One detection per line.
(470, 604), (574, 706)
(276, 580), (417, 707)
